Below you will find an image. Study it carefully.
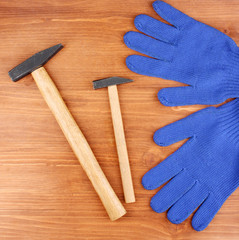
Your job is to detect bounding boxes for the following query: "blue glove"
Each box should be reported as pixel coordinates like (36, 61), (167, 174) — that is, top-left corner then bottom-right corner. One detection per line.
(142, 99), (239, 231)
(124, 1), (239, 106)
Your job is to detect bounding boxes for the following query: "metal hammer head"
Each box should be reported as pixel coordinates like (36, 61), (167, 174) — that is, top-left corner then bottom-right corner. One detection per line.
(8, 44), (63, 82)
(93, 77), (133, 90)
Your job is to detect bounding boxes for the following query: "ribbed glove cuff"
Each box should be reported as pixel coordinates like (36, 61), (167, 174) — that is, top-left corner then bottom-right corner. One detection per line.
(224, 50), (239, 98)
(217, 99), (239, 146)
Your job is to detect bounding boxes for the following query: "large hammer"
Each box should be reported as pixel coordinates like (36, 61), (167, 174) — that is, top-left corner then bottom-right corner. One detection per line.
(8, 44), (126, 221)
(93, 77), (135, 203)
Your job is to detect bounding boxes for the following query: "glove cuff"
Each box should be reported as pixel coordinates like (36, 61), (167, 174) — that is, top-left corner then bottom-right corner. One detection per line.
(224, 51), (239, 98)
(218, 98), (239, 112)
(217, 99), (239, 145)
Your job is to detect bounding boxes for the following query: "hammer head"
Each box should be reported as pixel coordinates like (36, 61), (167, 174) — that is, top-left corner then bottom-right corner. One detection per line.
(93, 77), (133, 90)
(9, 44), (63, 82)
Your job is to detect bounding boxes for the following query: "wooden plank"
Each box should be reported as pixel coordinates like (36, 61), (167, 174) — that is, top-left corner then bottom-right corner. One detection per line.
(0, 0), (238, 239)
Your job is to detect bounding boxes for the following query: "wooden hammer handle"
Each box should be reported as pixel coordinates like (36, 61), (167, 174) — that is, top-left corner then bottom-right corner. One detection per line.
(31, 67), (126, 221)
(108, 85), (135, 203)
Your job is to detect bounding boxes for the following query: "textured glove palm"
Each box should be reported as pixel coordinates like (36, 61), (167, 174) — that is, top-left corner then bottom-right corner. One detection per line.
(124, 1), (239, 106)
(142, 99), (239, 231)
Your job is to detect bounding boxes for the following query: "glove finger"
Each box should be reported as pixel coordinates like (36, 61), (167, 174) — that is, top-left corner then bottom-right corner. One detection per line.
(153, 1), (193, 28)
(150, 169), (195, 213)
(126, 55), (178, 81)
(126, 55), (193, 84)
(158, 87), (222, 106)
(153, 107), (214, 146)
(167, 181), (209, 224)
(126, 55), (192, 85)
(124, 31), (175, 61)
(142, 150), (184, 190)
(134, 14), (179, 44)
(158, 87), (200, 106)
(192, 193), (221, 231)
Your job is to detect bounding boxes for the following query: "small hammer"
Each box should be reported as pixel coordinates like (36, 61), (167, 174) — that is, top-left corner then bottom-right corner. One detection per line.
(93, 77), (135, 203)
(8, 44), (126, 221)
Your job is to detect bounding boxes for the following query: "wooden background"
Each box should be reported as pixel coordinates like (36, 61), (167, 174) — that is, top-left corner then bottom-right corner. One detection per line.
(0, 0), (238, 239)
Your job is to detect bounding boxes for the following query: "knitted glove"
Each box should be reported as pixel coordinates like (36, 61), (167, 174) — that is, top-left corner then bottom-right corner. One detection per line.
(142, 99), (239, 231)
(124, 1), (239, 106)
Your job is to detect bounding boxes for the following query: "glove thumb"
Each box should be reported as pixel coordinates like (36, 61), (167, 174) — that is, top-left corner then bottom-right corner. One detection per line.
(158, 87), (212, 106)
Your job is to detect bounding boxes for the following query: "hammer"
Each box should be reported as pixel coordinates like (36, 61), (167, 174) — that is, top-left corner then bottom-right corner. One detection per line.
(8, 44), (126, 221)
(93, 77), (135, 203)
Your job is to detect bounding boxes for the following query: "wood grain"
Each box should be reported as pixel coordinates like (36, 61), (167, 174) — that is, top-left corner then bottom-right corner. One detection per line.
(0, 0), (238, 239)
